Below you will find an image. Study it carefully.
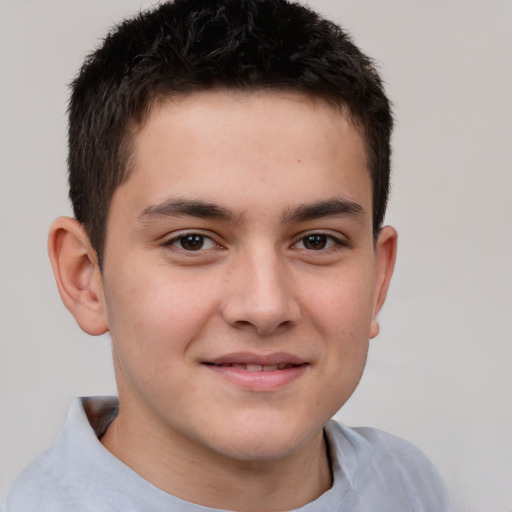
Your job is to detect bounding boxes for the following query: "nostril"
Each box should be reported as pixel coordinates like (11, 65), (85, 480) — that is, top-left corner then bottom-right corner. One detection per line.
(234, 320), (252, 327)
(220, 269), (301, 334)
(232, 318), (293, 335)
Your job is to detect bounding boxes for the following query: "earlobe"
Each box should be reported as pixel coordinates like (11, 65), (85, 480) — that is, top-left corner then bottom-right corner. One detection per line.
(48, 217), (108, 336)
(369, 226), (398, 339)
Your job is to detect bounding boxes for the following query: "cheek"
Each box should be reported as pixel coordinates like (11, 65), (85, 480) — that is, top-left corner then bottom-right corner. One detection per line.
(305, 268), (375, 338)
(104, 266), (219, 368)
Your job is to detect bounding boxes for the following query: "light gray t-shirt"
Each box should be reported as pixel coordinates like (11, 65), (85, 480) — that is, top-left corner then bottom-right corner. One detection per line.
(2, 397), (450, 511)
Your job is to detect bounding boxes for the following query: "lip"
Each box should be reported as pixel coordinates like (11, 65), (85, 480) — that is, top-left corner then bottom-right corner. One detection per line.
(205, 352), (307, 366)
(202, 352), (309, 391)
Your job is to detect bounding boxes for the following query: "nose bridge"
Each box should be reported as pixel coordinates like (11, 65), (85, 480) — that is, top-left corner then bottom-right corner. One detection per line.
(222, 241), (299, 334)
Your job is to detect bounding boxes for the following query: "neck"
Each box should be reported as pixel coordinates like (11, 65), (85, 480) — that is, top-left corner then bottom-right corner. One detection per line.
(101, 404), (332, 511)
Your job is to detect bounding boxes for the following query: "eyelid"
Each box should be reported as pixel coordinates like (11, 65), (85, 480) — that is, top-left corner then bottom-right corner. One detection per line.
(159, 229), (348, 253)
(291, 230), (349, 250)
(161, 230), (223, 251)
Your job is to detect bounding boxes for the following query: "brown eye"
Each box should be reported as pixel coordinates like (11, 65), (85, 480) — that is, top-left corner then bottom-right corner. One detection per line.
(165, 233), (217, 251)
(179, 235), (206, 250)
(294, 233), (343, 251)
(163, 232), (221, 255)
(302, 234), (328, 250)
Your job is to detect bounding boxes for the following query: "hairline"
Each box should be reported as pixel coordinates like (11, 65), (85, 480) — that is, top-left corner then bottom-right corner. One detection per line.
(117, 86), (369, 202)
(98, 87), (377, 269)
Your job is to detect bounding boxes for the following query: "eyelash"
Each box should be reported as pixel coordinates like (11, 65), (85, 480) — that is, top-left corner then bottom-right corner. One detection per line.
(162, 233), (220, 252)
(292, 233), (346, 251)
(162, 231), (347, 253)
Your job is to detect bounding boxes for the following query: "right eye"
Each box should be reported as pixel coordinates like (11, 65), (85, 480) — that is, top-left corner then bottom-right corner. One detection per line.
(164, 233), (218, 251)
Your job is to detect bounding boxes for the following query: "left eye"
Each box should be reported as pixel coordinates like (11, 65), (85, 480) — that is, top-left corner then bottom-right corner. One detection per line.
(167, 234), (217, 251)
(294, 234), (340, 250)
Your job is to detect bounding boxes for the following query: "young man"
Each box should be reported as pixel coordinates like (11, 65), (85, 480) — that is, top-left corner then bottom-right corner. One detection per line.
(3, 0), (450, 510)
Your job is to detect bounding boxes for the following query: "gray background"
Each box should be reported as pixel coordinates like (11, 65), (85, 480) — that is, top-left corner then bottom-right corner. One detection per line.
(1, 1), (511, 511)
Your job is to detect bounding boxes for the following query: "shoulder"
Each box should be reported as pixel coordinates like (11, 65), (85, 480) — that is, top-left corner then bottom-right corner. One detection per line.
(2, 397), (119, 512)
(326, 420), (441, 470)
(324, 420), (451, 511)
(334, 422), (435, 463)
(2, 452), (88, 512)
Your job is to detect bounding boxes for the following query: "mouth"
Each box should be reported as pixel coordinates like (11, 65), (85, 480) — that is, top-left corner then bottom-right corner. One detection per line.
(203, 352), (308, 369)
(201, 353), (309, 389)
(204, 362), (302, 372)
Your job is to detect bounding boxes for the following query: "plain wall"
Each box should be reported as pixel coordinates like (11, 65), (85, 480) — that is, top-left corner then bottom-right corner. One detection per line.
(1, 2), (511, 511)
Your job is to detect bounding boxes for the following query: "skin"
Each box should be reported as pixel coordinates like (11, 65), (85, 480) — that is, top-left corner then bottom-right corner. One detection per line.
(49, 90), (397, 511)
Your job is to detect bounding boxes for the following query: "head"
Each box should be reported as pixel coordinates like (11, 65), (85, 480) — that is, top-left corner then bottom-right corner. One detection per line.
(49, 1), (397, 501)
(68, 0), (393, 268)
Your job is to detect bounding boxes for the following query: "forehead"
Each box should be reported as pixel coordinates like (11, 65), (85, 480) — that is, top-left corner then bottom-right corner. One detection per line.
(117, 90), (371, 219)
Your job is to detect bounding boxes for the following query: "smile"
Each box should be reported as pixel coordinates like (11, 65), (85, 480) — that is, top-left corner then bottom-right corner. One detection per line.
(202, 354), (309, 390)
(207, 363), (299, 372)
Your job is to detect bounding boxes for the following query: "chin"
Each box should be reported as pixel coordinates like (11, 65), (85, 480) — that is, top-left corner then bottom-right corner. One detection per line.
(204, 415), (324, 463)
(216, 438), (304, 462)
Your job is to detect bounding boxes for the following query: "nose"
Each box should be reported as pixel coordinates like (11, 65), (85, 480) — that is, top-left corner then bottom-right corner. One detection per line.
(220, 246), (301, 336)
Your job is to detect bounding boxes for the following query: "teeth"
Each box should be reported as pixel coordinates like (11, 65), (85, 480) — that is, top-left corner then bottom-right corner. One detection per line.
(246, 364), (263, 372)
(215, 363), (298, 371)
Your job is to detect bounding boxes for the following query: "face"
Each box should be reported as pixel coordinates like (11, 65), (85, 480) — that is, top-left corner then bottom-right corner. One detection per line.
(98, 90), (394, 463)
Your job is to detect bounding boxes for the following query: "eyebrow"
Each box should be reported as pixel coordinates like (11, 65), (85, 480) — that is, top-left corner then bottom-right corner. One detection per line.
(139, 196), (365, 225)
(139, 198), (243, 223)
(281, 197), (365, 223)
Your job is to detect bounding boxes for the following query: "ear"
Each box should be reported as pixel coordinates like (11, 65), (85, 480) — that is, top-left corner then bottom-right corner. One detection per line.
(48, 217), (108, 336)
(369, 226), (398, 339)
